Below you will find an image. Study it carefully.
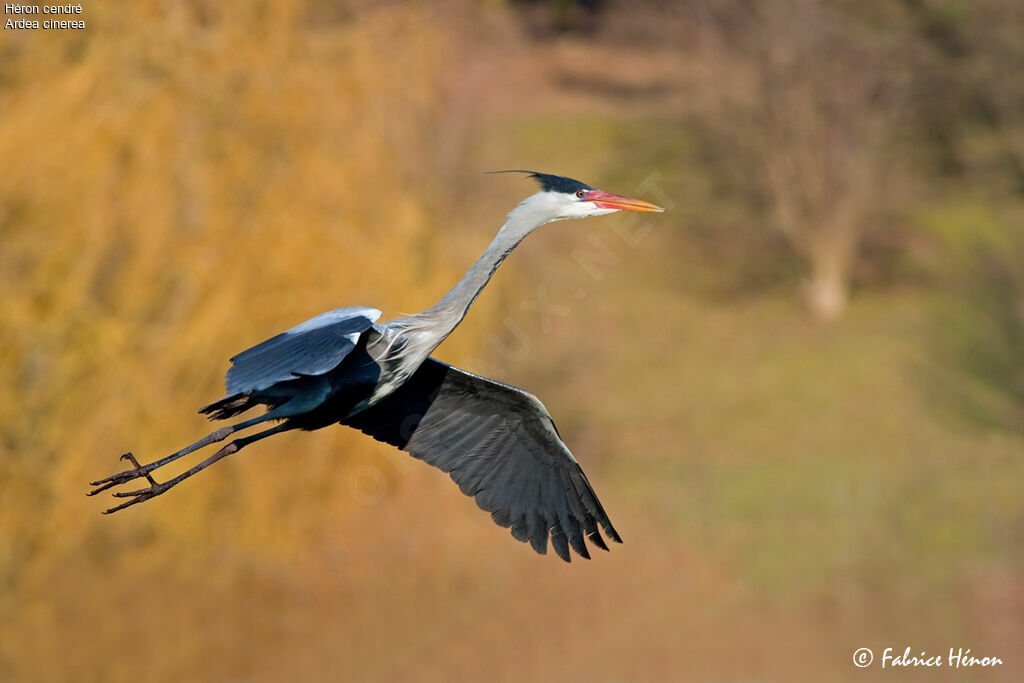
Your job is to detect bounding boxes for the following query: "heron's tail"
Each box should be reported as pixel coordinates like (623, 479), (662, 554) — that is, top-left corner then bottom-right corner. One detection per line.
(199, 393), (257, 420)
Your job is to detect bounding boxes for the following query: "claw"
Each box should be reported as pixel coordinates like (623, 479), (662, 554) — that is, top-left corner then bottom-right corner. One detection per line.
(89, 450), (166, 507)
(102, 495), (151, 515)
(88, 471), (139, 494)
(101, 481), (168, 513)
(86, 479), (119, 496)
(88, 452), (159, 496)
(112, 484), (163, 498)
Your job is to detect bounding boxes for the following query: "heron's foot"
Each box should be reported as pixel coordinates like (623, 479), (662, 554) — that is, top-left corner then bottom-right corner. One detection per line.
(87, 452), (160, 498)
(101, 478), (173, 514)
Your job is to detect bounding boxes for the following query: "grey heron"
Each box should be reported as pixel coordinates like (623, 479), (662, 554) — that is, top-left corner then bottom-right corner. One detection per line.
(89, 171), (664, 561)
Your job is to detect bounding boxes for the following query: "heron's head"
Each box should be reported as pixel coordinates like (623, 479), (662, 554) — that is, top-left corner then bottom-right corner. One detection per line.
(492, 170), (665, 222)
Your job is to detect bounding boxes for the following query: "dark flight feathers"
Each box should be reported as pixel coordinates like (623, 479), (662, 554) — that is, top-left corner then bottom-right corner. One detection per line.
(345, 358), (622, 561)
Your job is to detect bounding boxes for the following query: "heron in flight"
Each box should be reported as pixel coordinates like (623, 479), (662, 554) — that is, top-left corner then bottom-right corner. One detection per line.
(89, 171), (664, 561)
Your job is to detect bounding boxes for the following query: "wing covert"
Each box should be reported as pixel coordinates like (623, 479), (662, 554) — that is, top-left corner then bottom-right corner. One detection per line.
(344, 358), (621, 561)
(225, 306), (381, 394)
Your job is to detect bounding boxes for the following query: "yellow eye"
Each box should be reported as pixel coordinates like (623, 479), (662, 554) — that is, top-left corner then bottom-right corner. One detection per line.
(576, 190), (586, 199)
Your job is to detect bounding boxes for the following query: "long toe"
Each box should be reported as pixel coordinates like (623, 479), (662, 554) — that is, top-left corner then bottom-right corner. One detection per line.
(86, 479), (122, 496)
(88, 469), (141, 489)
(101, 483), (169, 514)
(102, 494), (153, 514)
(112, 483), (165, 499)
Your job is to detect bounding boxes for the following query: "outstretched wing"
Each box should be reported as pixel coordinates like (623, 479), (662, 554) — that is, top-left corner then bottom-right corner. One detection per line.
(345, 358), (622, 561)
(225, 306), (381, 394)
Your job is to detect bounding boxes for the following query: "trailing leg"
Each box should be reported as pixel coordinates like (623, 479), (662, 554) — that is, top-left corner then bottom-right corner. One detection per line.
(88, 413), (276, 497)
(99, 422), (294, 514)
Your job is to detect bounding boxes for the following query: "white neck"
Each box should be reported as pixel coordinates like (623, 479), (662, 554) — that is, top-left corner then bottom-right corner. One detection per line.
(414, 192), (557, 338)
(370, 193), (556, 372)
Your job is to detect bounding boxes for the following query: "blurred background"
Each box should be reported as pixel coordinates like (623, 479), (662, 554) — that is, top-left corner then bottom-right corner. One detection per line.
(1, 0), (1022, 680)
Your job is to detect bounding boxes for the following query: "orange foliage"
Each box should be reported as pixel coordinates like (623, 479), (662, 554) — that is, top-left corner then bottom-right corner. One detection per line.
(0, 3), (472, 676)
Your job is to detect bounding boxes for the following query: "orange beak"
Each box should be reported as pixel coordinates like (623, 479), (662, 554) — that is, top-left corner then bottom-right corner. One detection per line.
(583, 189), (665, 213)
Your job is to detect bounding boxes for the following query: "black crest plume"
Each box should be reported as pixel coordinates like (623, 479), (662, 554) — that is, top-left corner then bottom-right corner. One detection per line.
(486, 170), (594, 194)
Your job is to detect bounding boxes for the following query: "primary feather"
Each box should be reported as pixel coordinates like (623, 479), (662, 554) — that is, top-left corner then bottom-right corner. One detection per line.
(344, 358), (621, 560)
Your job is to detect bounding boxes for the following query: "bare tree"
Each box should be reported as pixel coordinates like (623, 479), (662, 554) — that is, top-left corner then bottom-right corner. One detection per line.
(701, 0), (916, 320)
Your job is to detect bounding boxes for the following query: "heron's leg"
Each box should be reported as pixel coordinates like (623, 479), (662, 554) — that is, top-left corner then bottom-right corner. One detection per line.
(87, 413), (275, 496)
(99, 422), (293, 514)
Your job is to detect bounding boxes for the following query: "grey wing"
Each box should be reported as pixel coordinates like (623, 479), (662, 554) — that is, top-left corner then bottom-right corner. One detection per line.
(345, 358), (622, 561)
(225, 306), (382, 394)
